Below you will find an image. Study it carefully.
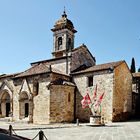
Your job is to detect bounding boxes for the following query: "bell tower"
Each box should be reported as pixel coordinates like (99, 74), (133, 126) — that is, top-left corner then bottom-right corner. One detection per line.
(51, 10), (77, 58)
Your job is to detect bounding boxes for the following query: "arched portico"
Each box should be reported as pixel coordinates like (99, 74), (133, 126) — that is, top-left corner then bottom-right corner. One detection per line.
(0, 90), (12, 117)
(19, 91), (33, 122)
(19, 92), (29, 119)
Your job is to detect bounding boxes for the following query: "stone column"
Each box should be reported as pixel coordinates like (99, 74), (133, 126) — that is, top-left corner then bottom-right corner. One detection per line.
(29, 98), (33, 123)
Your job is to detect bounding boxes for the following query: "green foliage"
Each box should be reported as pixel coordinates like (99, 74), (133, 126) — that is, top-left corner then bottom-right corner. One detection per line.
(130, 57), (136, 73)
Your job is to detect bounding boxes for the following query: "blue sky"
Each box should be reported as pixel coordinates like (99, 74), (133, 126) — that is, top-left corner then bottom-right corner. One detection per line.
(0, 0), (140, 74)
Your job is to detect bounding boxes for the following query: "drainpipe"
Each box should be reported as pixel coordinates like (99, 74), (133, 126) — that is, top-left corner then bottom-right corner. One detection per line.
(74, 87), (77, 122)
(11, 92), (14, 121)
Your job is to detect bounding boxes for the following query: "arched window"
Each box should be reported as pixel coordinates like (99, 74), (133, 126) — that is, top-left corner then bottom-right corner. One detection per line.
(58, 37), (62, 50)
(19, 92), (29, 118)
(68, 38), (71, 46)
(68, 38), (72, 51)
(33, 81), (39, 96)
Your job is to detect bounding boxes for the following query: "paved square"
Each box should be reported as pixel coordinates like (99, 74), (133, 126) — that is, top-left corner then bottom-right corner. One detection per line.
(1, 121), (140, 140)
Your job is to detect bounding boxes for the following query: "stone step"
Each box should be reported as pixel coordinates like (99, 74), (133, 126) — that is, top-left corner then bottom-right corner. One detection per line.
(0, 117), (29, 124)
(0, 117), (11, 122)
(16, 118), (29, 124)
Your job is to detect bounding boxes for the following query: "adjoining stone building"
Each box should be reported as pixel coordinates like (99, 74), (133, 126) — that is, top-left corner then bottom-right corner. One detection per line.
(0, 11), (132, 124)
(132, 72), (140, 118)
(72, 61), (132, 122)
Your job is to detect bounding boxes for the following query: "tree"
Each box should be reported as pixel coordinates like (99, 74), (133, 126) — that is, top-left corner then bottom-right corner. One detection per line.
(130, 57), (136, 73)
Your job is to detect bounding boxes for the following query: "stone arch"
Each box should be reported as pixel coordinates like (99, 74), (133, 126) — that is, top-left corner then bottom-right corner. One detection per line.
(18, 91), (32, 101)
(19, 91), (32, 120)
(0, 90), (12, 117)
(58, 36), (62, 50)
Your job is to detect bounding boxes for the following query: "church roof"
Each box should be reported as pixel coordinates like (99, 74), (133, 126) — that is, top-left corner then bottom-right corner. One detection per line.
(47, 78), (75, 89)
(15, 63), (68, 78)
(14, 63), (50, 78)
(51, 10), (77, 33)
(71, 44), (96, 72)
(31, 56), (68, 66)
(71, 60), (125, 75)
(31, 44), (96, 73)
(0, 72), (22, 79)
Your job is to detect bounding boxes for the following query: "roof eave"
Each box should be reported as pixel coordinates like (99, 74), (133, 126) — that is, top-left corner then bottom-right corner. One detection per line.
(31, 56), (71, 66)
(13, 71), (51, 79)
(71, 68), (113, 75)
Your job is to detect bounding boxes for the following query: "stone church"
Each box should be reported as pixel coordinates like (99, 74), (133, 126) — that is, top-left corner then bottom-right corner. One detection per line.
(0, 11), (132, 124)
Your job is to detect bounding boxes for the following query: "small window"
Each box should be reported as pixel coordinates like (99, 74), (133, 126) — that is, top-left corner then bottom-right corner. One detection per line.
(67, 38), (72, 51)
(68, 38), (71, 46)
(58, 37), (62, 50)
(33, 81), (39, 95)
(88, 76), (93, 87)
(68, 93), (71, 102)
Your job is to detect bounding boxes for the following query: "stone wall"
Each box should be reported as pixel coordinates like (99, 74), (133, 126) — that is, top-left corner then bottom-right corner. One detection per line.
(113, 62), (132, 121)
(49, 85), (75, 123)
(73, 70), (114, 123)
(44, 57), (71, 74)
(93, 73), (114, 122)
(73, 75), (91, 121)
(32, 74), (50, 124)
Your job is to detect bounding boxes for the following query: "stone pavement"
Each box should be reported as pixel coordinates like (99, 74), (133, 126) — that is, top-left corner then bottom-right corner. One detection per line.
(1, 121), (140, 140)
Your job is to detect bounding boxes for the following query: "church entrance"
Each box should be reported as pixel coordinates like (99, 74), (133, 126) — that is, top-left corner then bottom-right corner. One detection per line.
(1, 91), (11, 117)
(6, 103), (10, 117)
(19, 92), (30, 119)
(25, 103), (29, 117)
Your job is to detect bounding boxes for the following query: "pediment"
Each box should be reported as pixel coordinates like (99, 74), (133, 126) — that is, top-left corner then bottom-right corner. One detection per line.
(0, 80), (13, 99)
(0, 80), (13, 93)
(19, 79), (31, 94)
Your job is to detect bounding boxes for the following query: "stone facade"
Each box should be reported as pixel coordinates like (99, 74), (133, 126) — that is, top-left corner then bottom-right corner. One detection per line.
(0, 72), (75, 124)
(72, 61), (132, 123)
(73, 70), (113, 122)
(50, 85), (75, 123)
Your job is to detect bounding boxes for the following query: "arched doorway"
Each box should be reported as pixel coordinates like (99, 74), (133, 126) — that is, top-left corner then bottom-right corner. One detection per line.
(19, 92), (29, 119)
(1, 92), (11, 117)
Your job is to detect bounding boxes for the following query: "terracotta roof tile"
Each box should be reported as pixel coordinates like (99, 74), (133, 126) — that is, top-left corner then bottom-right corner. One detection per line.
(0, 72), (22, 78)
(71, 60), (124, 74)
(15, 63), (50, 78)
(15, 63), (69, 78)
(31, 56), (68, 66)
